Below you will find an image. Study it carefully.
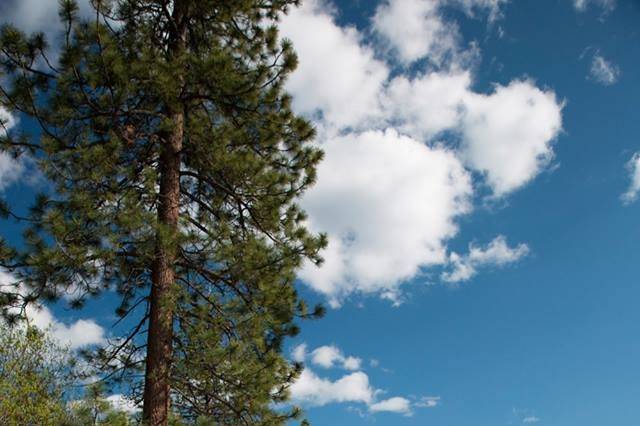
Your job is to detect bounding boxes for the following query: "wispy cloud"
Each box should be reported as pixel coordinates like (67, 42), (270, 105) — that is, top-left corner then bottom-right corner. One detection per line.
(589, 53), (620, 86)
(416, 396), (442, 408)
(621, 152), (640, 205)
(573, 0), (615, 12)
(513, 408), (542, 424)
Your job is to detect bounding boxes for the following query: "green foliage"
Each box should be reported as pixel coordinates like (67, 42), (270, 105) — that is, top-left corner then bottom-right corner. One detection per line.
(68, 383), (134, 426)
(0, 0), (325, 424)
(0, 326), (137, 425)
(0, 326), (73, 425)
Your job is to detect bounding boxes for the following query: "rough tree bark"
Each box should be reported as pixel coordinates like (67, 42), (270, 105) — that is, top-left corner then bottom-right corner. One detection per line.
(142, 110), (183, 425)
(142, 2), (187, 424)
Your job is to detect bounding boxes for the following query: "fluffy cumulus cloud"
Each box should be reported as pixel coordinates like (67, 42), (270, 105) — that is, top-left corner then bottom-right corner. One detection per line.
(386, 74), (563, 198)
(300, 130), (472, 303)
(460, 80), (563, 196)
(442, 235), (530, 282)
(523, 416), (541, 423)
(372, 0), (508, 65)
(621, 152), (640, 204)
(25, 303), (105, 349)
(372, 0), (460, 65)
(2, 0), (562, 310)
(293, 343), (362, 370)
(290, 369), (375, 407)
(281, 0), (563, 304)
(589, 53), (620, 86)
(290, 343), (438, 416)
(369, 396), (412, 416)
(0, 270), (105, 349)
(292, 343), (308, 362)
(279, 0), (388, 129)
(386, 71), (473, 139)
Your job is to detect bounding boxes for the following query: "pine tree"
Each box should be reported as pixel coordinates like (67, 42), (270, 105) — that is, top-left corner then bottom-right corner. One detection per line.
(0, 1), (325, 425)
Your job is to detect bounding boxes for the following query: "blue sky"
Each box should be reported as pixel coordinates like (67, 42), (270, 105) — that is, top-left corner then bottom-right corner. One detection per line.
(1, 0), (640, 424)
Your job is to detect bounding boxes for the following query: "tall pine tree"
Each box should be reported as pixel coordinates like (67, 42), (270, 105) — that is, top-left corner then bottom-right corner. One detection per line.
(0, 1), (325, 424)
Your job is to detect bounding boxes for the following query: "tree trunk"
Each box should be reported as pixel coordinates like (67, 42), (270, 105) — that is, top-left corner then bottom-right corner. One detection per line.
(142, 2), (187, 425)
(142, 110), (183, 425)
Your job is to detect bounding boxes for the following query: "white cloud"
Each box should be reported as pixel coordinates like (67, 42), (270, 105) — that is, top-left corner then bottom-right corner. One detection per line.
(292, 343), (308, 363)
(0, 108), (25, 192)
(416, 396), (441, 407)
(0, 270), (105, 349)
(460, 80), (563, 196)
(290, 367), (437, 416)
(290, 343), (438, 416)
(621, 152), (640, 204)
(372, 0), (507, 65)
(442, 235), (530, 282)
(369, 396), (412, 416)
(373, 0), (460, 65)
(310, 345), (342, 368)
(290, 369), (375, 407)
(513, 408), (542, 424)
(27, 304), (105, 349)
(2, 0), (561, 311)
(280, 0), (388, 129)
(294, 343), (363, 371)
(0, 152), (24, 192)
(300, 129), (472, 304)
(0, 107), (15, 136)
(386, 70), (473, 139)
(105, 394), (140, 415)
(452, 0), (509, 20)
(309, 345), (362, 371)
(589, 53), (620, 86)
(386, 75), (563, 198)
(281, 0), (563, 303)
(573, 0), (615, 12)
(342, 356), (362, 371)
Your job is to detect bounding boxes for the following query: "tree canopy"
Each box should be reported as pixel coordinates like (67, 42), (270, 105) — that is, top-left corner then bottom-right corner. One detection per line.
(0, 0), (324, 424)
(0, 326), (74, 425)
